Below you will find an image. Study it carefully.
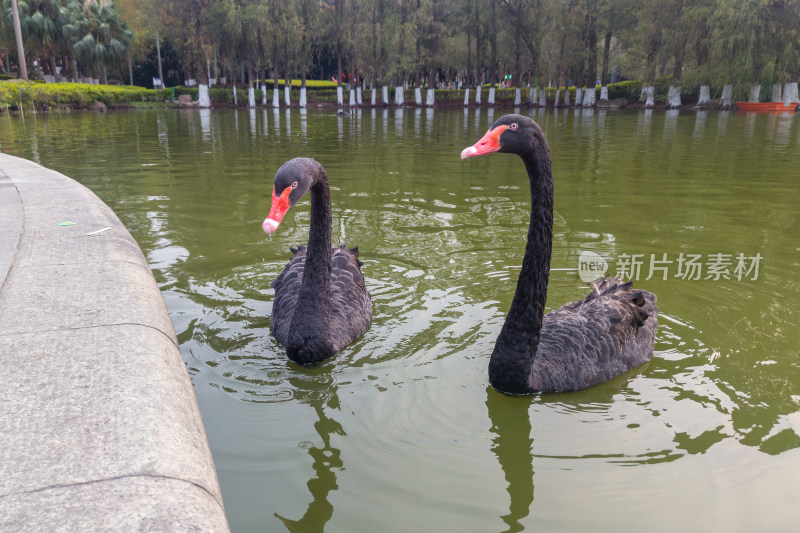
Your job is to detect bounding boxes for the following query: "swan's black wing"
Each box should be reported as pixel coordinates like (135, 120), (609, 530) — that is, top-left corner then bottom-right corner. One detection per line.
(270, 245), (307, 348)
(329, 244), (372, 351)
(270, 244), (372, 352)
(532, 277), (658, 392)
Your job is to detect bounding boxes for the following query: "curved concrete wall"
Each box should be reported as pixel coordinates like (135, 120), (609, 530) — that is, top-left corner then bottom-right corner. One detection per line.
(0, 154), (229, 532)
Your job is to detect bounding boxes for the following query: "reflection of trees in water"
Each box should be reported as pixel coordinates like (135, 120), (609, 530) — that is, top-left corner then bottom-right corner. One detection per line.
(486, 388), (535, 533)
(275, 374), (344, 533)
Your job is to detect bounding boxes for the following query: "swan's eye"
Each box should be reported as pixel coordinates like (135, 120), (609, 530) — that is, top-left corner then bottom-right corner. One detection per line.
(509, 123), (518, 130)
(291, 181), (298, 189)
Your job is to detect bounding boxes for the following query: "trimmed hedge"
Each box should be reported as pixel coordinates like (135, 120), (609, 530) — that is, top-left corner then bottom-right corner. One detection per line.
(0, 80), (170, 108)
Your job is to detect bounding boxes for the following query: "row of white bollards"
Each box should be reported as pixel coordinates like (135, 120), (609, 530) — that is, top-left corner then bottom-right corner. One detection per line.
(194, 81), (800, 110)
(644, 82), (800, 109)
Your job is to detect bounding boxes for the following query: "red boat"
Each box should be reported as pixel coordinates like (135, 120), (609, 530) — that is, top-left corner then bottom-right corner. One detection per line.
(736, 101), (798, 112)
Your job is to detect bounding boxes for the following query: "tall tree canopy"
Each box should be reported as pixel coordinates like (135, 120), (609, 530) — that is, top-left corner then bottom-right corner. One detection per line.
(2, 0), (799, 92)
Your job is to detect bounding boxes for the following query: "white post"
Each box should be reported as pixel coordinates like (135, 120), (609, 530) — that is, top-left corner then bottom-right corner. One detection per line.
(336, 86), (344, 105)
(414, 87), (422, 105)
(248, 87), (255, 108)
(463, 88), (470, 106)
(749, 84), (760, 103)
(349, 89), (356, 107)
(667, 86), (681, 108)
(382, 86), (389, 104)
(600, 85), (609, 101)
(371, 87), (377, 106)
(529, 87), (537, 104)
(488, 86), (495, 104)
(576, 87), (583, 106)
(554, 89), (561, 106)
(644, 86), (655, 107)
(771, 83), (782, 102)
(356, 86), (363, 105)
(783, 82), (799, 105)
(720, 85), (734, 108)
(564, 88), (570, 106)
(426, 88), (434, 106)
(395, 86), (404, 105)
(514, 88), (521, 106)
(284, 85), (291, 106)
(261, 84), (267, 106)
(299, 87), (307, 108)
(583, 86), (596, 107)
(538, 89), (546, 107)
(272, 87), (280, 108)
(476, 86), (482, 104)
(697, 85), (711, 106)
(198, 84), (210, 108)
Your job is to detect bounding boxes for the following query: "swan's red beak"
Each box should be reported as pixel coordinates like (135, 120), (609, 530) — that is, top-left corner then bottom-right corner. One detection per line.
(461, 124), (508, 159)
(263, 186), (292, 234)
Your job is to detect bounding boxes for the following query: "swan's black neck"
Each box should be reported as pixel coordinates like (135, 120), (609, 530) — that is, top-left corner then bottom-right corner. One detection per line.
(288, 165), (335, 360)
(302, 176), (333, 297)
(489, 138), (553, 393)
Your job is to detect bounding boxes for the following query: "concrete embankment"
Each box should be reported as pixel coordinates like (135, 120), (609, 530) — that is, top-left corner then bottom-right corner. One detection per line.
(0, 154), (229, 532)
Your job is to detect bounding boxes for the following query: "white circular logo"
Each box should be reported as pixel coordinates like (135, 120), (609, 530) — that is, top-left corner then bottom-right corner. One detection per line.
(578, 251), (608, 282)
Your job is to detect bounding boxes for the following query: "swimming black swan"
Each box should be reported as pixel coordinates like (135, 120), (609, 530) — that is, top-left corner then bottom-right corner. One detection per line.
(461, 115), (658, 394)
(263, 158), (372, 364)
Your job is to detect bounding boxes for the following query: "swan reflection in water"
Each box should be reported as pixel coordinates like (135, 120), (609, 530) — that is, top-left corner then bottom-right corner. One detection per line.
(275, 374), (343, 532)
(487, 388), (535, 532)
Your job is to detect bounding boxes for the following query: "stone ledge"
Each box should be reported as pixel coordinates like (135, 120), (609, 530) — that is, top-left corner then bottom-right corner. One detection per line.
(0, 154), (228, 531)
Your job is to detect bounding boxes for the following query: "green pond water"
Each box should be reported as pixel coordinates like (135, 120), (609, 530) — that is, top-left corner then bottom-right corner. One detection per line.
(2, 106), (799, 532)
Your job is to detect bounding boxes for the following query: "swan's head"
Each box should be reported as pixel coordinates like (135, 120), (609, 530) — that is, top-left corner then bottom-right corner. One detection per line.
(461, 114), (543, 159)
(263, 158), (319, 234)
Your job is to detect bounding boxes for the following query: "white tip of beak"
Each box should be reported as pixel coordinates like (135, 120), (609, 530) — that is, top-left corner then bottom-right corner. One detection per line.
(461, 146), (477, 159)
(262, 218), (280, 234)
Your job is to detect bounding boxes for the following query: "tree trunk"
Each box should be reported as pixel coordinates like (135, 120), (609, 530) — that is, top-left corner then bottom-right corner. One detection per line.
(10, 0), (27, 80)
(584, 1), (598, 87)
(557, 32), (566, 89)
(475, 0), (482, 88)
(466, 0), (472, 86)
(196, 56), (208, 85)
(336, 42), (343, 88)
(489, 0), (497, 88)
(127, 51), (133, 86)
(155, 28), (164, 86)
(513, 21), (521, 89)
(672, 36), (687, 80)
(601, 29), (612, 85)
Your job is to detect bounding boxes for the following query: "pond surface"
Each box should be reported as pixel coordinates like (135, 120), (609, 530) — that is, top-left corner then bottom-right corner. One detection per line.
(2, 106), (799, 532)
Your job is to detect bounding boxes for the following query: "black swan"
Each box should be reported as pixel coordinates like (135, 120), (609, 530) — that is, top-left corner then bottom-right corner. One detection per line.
(263, 157), (372, 364)
(461, 114), (658, 394)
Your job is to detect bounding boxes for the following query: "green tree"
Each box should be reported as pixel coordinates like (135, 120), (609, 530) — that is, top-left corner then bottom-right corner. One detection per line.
(711, 0), (800, 91)
(598, 0), (636, 85)
(66, 0), (131, 83)
(17, 0), (68, 78)
(498, 0), (549, 88)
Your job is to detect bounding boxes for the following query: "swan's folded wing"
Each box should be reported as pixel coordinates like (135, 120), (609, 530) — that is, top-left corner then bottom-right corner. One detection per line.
(329, 246), (372, 350)
(270, 249), (307, 346)
(536, 280), (658, 391)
